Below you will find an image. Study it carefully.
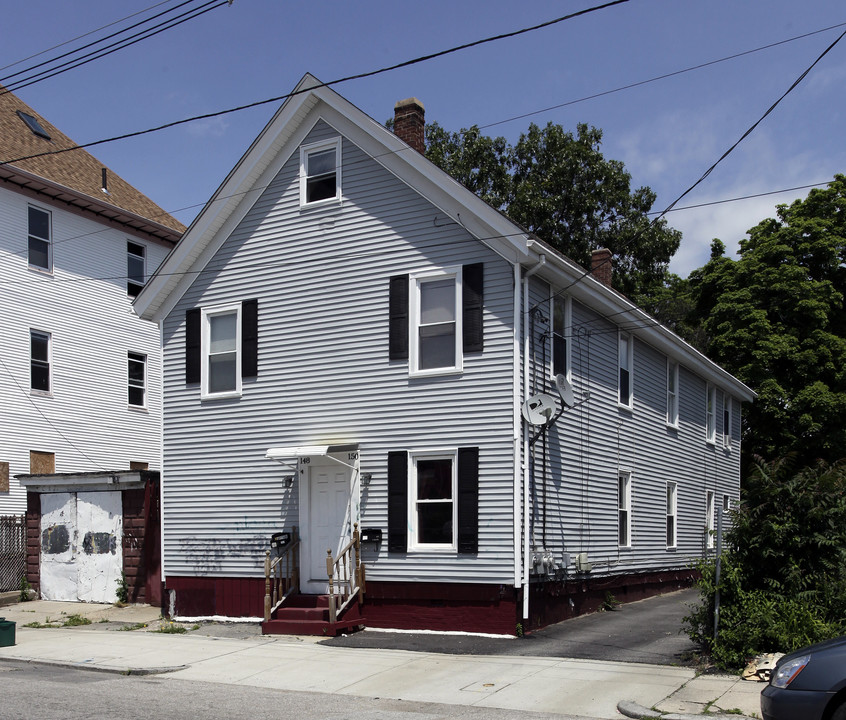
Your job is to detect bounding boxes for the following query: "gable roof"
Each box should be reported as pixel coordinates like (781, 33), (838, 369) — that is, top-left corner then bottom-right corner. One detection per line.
(133, 73), (533, 321)
(0, 84), (184, 244)
(133, 73), (754, 402)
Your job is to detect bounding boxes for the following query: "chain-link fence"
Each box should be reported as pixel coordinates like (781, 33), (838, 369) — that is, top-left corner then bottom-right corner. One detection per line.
(0, 515), (26, 593)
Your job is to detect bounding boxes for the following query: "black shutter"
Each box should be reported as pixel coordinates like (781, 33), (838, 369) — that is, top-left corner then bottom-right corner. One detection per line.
(387, 451), (408, 553)
(242, 298), (258, 378)
(462, 263), (483, 353)
(553, 334), (566, 376)
(185, 308), (201, 384)
(457, 446), (479, 554)
(389, 275), (409, 360)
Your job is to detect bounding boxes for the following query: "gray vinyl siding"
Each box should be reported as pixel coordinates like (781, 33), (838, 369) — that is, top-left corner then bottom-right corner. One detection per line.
(524, 278), (742, 578)
(161, 119), (517, 582)
(0, 186), (168, 514)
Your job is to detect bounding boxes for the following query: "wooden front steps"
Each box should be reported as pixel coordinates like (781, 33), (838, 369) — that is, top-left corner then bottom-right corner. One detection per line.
(261, 594), (365, 636)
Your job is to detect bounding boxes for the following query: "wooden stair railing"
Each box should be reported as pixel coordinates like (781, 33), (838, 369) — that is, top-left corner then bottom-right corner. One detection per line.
(326, 522), (365, 624)
(264, 526), (300, 622)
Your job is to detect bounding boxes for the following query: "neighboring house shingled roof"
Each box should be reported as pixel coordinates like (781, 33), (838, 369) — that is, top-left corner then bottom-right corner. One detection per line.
(0, 84), (184, 243)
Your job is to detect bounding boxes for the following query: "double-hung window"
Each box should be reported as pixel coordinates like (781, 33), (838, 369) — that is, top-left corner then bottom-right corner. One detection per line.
(706, 384), (716, 443)
(202, 304), (241, 398)
(667, 360), (679, 426)
(30, 330), (51, 393)
(28, 206), (51, 272)
(723, 393), (733, 449)
(128, 352), (147, 407)
(410, 450), (457, 550)
(300, 138), (341, 206)
(127, 242), (146, 297)
(706, 490), (715, 549)
(552, 295), (569, 378)
(666, 482), (677, 548)
(618, 331), (633, 407)
(618, 471), (631, 547)
(412, 269), (462, 374)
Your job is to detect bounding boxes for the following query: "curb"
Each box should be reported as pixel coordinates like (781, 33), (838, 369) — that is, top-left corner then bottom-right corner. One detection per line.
(0, 655), (187, 676)
(617, 700), (757, 720)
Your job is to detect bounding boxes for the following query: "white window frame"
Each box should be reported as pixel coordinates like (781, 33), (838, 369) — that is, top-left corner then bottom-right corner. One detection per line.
(618, 330), (633, 408)
(299, 137), (342, 208)
(666, 482), (677, 549)
(128, 352), (147, 408)
(550, 294), (571, 380)
(201, 302), (242, 400)
(723, 393), (733, 450)
(706, 490), (715, 549)
(706, 384), (716, 443)
(127, 241), (146, 297)
(618, 470), (631, 547)
(30, 329), (51, 395)
(28, 205), (52, 272)
(408, 449), (458, 552)
(666, 360), (679, 427)
(409, 266), (463, 377)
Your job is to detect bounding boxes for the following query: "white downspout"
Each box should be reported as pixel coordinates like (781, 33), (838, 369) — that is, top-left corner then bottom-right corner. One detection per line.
(158, 319), (167, 585)
(520, 254), (546, 624)
(512, 262), (522, 591)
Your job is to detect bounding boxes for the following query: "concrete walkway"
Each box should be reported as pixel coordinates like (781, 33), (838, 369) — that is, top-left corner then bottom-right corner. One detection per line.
(0, 599), (764, 719)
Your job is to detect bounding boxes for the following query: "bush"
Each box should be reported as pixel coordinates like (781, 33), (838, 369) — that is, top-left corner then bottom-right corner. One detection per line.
(685, 457), (846, 669)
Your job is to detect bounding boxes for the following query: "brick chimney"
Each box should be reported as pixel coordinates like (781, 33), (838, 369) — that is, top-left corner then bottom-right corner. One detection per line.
(393, 97), (425, 154)
(591, 248), (613, 287)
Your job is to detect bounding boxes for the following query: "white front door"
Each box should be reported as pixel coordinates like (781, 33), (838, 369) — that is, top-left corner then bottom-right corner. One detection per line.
(303, 460), (352, 592)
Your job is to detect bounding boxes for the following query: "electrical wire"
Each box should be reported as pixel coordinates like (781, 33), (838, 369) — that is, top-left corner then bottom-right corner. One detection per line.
(0, 0), (629, 168)
(0, 0), (178, 74)
(1, 1), (228, 96)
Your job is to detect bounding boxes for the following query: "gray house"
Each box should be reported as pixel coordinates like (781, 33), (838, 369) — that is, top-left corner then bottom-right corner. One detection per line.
(135, 74), (754, 635)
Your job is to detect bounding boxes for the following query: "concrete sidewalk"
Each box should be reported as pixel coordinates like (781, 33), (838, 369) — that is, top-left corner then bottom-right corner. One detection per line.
(0, 599), (764, 719)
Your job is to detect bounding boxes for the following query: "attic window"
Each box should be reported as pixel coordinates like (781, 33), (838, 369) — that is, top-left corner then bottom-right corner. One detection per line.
(17, 111), (50, 140)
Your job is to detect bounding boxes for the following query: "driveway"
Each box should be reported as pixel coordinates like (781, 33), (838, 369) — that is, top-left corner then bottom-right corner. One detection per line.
(323, 587), (700, 665)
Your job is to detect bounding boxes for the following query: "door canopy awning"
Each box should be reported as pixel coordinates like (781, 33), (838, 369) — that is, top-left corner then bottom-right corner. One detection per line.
(265, 444), (359, 470)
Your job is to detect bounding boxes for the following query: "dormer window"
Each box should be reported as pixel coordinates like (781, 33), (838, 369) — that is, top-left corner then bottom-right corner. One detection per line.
(300, 138), (341, 207)
(17, 111), (50, 140)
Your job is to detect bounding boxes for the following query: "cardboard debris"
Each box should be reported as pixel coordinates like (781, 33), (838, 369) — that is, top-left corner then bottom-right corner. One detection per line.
(742, 652), (785, 682)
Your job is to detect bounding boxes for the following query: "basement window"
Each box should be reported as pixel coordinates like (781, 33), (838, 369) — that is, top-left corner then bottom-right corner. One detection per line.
(17, 111), (51, 140)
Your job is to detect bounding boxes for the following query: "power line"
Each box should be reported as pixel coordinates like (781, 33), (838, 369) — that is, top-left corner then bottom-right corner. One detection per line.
(0, 0), (177, 74)
(1, 0), (227, 96)
(0, 0), (629, 168)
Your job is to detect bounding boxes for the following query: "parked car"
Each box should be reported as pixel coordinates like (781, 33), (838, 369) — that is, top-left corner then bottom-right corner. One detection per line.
(761, 636), (846, 720)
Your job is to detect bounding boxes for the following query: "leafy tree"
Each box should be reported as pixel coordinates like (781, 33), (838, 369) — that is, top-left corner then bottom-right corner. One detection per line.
(424, 121), (681, 301)
(685, 457), (846, 669)
(687, 176), (846, 466)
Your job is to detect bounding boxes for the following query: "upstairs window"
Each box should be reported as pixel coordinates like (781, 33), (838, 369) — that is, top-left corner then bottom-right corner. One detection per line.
(723, 393), (733, 449)
(414, 271), (460, 373)
(618, 331), (633, 407)
(127, 242), (146, 297)
(552, 295), (569, 377)
(706, 384), (716, 443)
(300, 138), (341, 206)
(30, 330), (51, 393)
(667, 360), (679, 426)
(128, 352), (147, 407)
(28, 206), (51, 271)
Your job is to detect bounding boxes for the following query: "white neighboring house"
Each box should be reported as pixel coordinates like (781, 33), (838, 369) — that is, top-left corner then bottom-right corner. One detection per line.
(0, 85), (184, 514)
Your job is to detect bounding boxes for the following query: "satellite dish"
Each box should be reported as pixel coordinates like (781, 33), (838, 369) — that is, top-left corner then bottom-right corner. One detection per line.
(522, 393), (557, 426)
(554, 374), (575, 408)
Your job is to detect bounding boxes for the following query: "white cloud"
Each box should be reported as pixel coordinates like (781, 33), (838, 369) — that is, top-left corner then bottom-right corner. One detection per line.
(185, 116), (230, 138)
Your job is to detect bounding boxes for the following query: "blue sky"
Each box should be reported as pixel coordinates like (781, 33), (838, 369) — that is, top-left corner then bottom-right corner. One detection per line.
(4, 0), (845, 277)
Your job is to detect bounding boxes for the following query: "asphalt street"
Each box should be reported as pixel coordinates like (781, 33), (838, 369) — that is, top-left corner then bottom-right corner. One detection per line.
(322, 587), (700, 664)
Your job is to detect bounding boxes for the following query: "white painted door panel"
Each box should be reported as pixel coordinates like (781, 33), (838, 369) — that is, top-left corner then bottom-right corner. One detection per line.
(306, 467), (350, 588)
(40, 493), (77, 601)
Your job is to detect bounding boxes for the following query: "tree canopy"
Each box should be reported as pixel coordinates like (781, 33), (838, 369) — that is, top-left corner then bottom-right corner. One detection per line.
(686, 175), (846, 466)
(424, 121), (681, 301)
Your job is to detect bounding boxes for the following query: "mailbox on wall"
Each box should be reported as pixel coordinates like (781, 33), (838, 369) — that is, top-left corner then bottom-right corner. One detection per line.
(270, 531), (291, 549)
(360, 528), (382, 544)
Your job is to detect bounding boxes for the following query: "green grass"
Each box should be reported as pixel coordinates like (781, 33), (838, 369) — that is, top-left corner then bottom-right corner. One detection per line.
(61, 614), (92, 627)
(153, 622), (187, 634)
